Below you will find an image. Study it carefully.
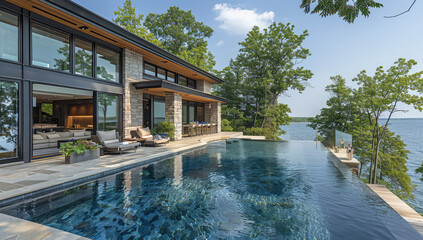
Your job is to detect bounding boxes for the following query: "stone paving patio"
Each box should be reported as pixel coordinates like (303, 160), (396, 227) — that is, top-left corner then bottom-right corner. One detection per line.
(0, 132), (244, 240)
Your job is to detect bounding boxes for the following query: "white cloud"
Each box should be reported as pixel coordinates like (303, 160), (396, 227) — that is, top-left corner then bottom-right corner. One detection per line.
(216, 40), (224, 46)
(214, 3), (274, 35)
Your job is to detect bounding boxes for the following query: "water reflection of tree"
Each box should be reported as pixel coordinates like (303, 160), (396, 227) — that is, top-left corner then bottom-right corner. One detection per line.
(0, 81), (18, 153)
(54, 45), (70, 71)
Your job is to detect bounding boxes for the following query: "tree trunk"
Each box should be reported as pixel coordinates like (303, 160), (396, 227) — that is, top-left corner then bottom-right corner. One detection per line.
(372, 137), (381, 184)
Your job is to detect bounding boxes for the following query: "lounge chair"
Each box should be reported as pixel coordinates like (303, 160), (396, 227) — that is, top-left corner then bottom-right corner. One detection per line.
(92, 130), (139, 154)
(126, 127), (170, 147)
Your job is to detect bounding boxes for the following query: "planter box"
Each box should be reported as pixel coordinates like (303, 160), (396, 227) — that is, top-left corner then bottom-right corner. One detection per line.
(65, 148), (100, 164)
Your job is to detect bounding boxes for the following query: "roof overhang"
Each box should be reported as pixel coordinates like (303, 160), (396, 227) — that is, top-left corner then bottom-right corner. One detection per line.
(133, 80), (227, 103)
(5, 0), (224, 84)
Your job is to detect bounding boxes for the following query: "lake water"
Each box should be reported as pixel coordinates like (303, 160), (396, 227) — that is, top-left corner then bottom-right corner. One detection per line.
(282, 120), (423, 212)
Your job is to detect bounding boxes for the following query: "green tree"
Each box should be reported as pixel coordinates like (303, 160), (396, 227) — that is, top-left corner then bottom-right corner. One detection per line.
(237, 22), (312, 134)
(354, 58), (423, 184)
(300, 0), (383, 23)
(113, 0), (160, 45)
(309, 75), (361, 137)
(144, 6), (215, 71)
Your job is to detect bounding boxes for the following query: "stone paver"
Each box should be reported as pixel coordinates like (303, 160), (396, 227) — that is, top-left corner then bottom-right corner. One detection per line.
(0, 132), (245, 239)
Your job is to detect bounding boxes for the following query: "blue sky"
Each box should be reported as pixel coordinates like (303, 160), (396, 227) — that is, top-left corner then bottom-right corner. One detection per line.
(73, 0), (423, 118)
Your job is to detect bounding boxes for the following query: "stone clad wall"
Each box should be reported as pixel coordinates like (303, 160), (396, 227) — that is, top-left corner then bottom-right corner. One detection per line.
(122, 48), (144, 138)
(165, 92), (183, 140)
(205, 102), (221, 133)
(196, 80), (212, 94)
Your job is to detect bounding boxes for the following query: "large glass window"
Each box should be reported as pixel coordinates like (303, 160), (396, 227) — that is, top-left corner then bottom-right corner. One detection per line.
(182, 103), (188, 123)
(197, 104), (204, 122)
(32, 23), (70, 71)
(0, 80), (18, 160)
(167, 71), (175, 82)
(97, 93), (121, 131)
(96, 45), (120, 82)
(75, 38), (93, 77)
(0, 10), (18, 62)
(157, 67), (166, 80)
(179, 76), (187, 86)
(188, 104), (195, 123)
(153, 96), (165, 126)
(144, 62), (156, 77)
(188, 79), (196, 89)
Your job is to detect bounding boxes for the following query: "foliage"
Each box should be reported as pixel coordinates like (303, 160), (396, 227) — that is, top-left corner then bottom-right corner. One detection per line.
(244, 127), (271, 139)
(309, 75), (362, 138)
(113, 0), (160, 45)
(300, 0), (383, 23)
(354, 58), (423, 184)
(59, 140), (99, 157)
(290, 117), (313, 122)
(153, 121), (175, 140)
(221, 119), (233, 132)
(310, 59), (423, 199)
(144, 6), (215, 71)
(0, 81), (18, 152)
(215, 22), (312, 140)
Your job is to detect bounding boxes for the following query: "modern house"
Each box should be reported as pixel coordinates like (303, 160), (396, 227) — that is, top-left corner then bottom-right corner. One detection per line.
(0, 0), (225, 164)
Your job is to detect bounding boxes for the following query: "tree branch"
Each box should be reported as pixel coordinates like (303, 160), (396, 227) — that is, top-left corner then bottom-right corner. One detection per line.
(384, 0), (416, 18)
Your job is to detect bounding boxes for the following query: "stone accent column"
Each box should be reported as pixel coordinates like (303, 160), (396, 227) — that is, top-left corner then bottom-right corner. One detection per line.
(205, 102), (221, 133)
(196, 80), (212, 94)
(122, 48), (144, 138)
(165, 92), (182, 140)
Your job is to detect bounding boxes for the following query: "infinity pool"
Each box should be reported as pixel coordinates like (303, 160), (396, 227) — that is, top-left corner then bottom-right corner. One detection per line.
(1, 140), (421, 239)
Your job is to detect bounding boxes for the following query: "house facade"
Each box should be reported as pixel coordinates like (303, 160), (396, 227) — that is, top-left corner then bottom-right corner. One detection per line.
(0, 0), (225, 164)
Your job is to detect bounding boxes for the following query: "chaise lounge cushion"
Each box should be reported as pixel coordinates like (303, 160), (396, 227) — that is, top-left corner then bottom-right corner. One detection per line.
(104, 139), (119, 145)
(137, 127), (152, 138)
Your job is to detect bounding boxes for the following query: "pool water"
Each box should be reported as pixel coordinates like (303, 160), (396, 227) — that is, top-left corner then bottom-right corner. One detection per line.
(1, 140), (421, 239)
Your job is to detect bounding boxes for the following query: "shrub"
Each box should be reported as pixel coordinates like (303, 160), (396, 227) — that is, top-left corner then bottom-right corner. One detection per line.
(153, 121), (175, 140)
(221, 119), (233, 131)
(244, 127), (279, 140)
(59, 140), (99, 157)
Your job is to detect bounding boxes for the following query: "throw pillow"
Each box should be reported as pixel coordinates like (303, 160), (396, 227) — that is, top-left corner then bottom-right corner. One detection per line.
(57, 132), (72, 138)
(137, 127), (151, 138)
(103, 139), (119, 145)
(73, 131), (85, 137)
(33, 134), (44, 140)
(46, 133), (61, 139)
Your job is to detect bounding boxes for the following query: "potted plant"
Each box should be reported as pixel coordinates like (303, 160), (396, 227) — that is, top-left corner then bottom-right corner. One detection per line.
(59, 140), (100, 164)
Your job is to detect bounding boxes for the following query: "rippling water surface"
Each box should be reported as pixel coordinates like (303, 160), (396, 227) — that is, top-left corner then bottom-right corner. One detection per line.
(1, 140), (420, 239)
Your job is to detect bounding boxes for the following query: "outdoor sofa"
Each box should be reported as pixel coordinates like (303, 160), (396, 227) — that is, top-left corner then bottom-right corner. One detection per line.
(126, 127), (170, 147)
(92, 130), (139, 154)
